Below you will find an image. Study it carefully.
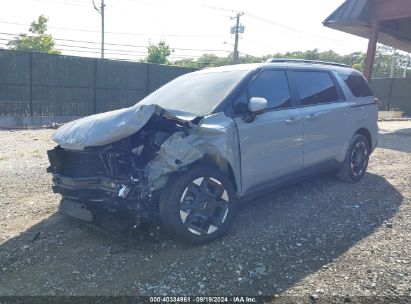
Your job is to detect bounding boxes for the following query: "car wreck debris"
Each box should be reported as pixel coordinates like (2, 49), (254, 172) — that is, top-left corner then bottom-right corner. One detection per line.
(47, 104), (240, 230)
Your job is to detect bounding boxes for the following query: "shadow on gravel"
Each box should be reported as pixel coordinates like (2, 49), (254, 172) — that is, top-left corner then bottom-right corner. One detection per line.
(0, 172), (403, 296)
(378, 129), (411, 153)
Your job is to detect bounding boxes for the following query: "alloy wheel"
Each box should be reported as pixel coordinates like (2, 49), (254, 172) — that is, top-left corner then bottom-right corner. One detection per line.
(350, 140), (368, 177)
(179, 177), (229, 236)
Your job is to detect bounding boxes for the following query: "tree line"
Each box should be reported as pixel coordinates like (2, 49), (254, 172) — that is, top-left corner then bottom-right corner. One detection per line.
(172, 47), (410, 79)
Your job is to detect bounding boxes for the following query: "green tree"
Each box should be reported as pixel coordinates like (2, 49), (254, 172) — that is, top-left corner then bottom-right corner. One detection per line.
(8, 15), (60, 54)
(371, 45), (409, 78)
(171, 49), (376, 73)
(197, 53), (230, 67)
(172, 58), (197, 68)
(145, 40), (172, 64)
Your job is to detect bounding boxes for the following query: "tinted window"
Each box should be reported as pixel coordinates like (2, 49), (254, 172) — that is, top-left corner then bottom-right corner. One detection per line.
(293, 71), (339, 106)
(339, 73), (373, 97)
(248, 70), (292, 109)
(233, 91), (249, 115)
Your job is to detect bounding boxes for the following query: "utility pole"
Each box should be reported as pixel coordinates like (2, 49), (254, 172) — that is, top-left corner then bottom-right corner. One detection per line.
(92, 0), (105, 59)
(231, 12), (244, 65)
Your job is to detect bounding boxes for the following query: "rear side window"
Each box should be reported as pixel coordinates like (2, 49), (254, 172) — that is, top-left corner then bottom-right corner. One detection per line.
(339, 73), (373, 97)
(293, 71), (339, 106)
(248, 70), (292, 109)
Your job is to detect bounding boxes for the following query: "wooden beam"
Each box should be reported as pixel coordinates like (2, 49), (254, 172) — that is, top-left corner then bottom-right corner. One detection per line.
(373, 0), (411, 20)
(364, 19), (380, 80)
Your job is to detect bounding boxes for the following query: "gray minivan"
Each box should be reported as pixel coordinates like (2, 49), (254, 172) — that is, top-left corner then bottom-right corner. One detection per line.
(48, 59), (378, 244)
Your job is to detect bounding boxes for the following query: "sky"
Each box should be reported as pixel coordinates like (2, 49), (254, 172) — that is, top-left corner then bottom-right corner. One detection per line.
(0, 0), (371, 62)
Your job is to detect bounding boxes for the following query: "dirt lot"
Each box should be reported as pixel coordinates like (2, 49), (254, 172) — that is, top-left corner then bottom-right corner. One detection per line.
(0, 121), (410, 299)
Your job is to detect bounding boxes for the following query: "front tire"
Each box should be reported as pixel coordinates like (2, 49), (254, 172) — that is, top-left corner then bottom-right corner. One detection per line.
(337, 134), (370, 183)
(159, 165), (238, 244)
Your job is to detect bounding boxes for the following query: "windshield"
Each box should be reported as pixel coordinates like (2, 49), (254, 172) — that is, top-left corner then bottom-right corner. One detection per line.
(138, 70), (249, 116)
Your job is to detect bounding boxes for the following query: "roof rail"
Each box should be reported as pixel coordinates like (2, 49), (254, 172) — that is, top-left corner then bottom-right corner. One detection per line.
(266, 58), (350, 68)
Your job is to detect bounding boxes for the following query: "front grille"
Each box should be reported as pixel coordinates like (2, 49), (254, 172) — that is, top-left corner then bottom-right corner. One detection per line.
(59, 149), (107, 178)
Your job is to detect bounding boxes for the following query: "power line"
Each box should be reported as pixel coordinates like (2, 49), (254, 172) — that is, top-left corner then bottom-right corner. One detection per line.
(34, 0), (91, 7)
(0, 20), (227, 38)
(0, 32), (147, 48)
(0, 43), (210, 62)
(0, 38), (217, 59)
(0, 43), (145, 57)
(245, 13), (346, 45)
(202, 4), (348, 46)
(242, 38), (276, 52)
(239, 51), (259, 58)
(0, 42), (235, 65)
(244, 18), (347, 49)
(0, 32), (231, 53)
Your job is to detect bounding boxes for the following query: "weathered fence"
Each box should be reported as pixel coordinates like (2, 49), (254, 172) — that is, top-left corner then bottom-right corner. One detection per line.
(369, 78), (411, 116)
(2, 49), (410, 118)
(0, 49), (196, 116)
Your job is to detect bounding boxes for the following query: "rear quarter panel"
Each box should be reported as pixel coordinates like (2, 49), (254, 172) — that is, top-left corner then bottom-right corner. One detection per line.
(333, 71), (378, 160)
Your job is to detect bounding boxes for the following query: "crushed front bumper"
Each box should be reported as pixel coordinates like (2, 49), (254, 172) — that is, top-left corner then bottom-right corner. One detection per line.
(47, 146), (157, 226)
(51, 174), (128, 195)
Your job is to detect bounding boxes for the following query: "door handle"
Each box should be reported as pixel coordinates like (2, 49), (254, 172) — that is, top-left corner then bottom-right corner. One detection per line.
(305, 113), (320, 120)
(285, 117), (301, 124)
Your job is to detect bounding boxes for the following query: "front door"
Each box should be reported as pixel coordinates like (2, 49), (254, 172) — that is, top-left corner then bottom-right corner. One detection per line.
(233, 69), (304, 195)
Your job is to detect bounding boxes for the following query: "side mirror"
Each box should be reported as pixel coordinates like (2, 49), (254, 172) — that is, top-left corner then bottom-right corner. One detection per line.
(248, 97), (268, 113)
(243, 97), (268, 123)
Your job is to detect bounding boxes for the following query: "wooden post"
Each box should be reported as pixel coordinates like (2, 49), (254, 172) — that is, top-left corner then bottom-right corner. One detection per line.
(364, 20), (380, 80)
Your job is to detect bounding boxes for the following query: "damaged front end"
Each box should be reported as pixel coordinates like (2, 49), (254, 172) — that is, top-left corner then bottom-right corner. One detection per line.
(47, 104), (203, 229)
(47, 103), (241, 234)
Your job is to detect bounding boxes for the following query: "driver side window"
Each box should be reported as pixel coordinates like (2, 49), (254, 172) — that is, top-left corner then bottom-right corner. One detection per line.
(234, 70), (292, 115)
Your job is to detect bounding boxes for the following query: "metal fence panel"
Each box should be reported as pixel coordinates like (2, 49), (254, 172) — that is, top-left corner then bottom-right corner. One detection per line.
(96, 89), (146, 113)
(0, 50), (30, 85)
(32, 86), (94, 116)
(369, 78), (392, 100)
(0, 49), (196, 117)
(0, 51), (31, 115)
(2, 50), (411, 117)
(97, 60), (147, 90)
(32, 53), (95, 87)
(148, 64), (196, 93)
(389, 98), (411, 115)
(370, 78), (411, 115)
(369, 78), (393, 111)
(0, 84), (30, 115)
(391, 78), (411, 98)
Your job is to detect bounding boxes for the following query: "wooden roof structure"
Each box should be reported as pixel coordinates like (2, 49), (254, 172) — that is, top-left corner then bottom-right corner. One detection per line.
(324, 0), (411, 79)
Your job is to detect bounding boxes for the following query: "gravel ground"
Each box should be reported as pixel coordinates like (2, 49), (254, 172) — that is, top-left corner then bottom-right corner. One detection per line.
(0, 121), (410, 300)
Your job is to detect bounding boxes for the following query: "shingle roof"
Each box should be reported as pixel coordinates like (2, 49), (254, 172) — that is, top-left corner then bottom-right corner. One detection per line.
(323, 0), (411, 53)
(323, 0), (371, 26)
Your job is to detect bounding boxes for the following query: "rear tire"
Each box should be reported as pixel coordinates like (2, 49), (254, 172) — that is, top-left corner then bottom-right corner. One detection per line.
(159, 165), (238, 244)
(337, 134), (370, 183)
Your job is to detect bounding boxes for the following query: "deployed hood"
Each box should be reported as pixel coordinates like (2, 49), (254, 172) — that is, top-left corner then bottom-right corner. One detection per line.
(52, 104), (200, 150)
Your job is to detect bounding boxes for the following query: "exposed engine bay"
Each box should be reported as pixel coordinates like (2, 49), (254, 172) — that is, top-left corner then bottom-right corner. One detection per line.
(47, 104), (241, 231)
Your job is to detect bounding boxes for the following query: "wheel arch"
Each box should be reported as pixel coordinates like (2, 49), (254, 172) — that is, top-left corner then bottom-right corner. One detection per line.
(355, 127), (372, 150)
(190, 154), (238, 192)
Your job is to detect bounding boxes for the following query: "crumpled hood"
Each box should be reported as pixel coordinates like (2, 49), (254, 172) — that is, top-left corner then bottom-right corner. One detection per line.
(52, 103), (199, 150)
